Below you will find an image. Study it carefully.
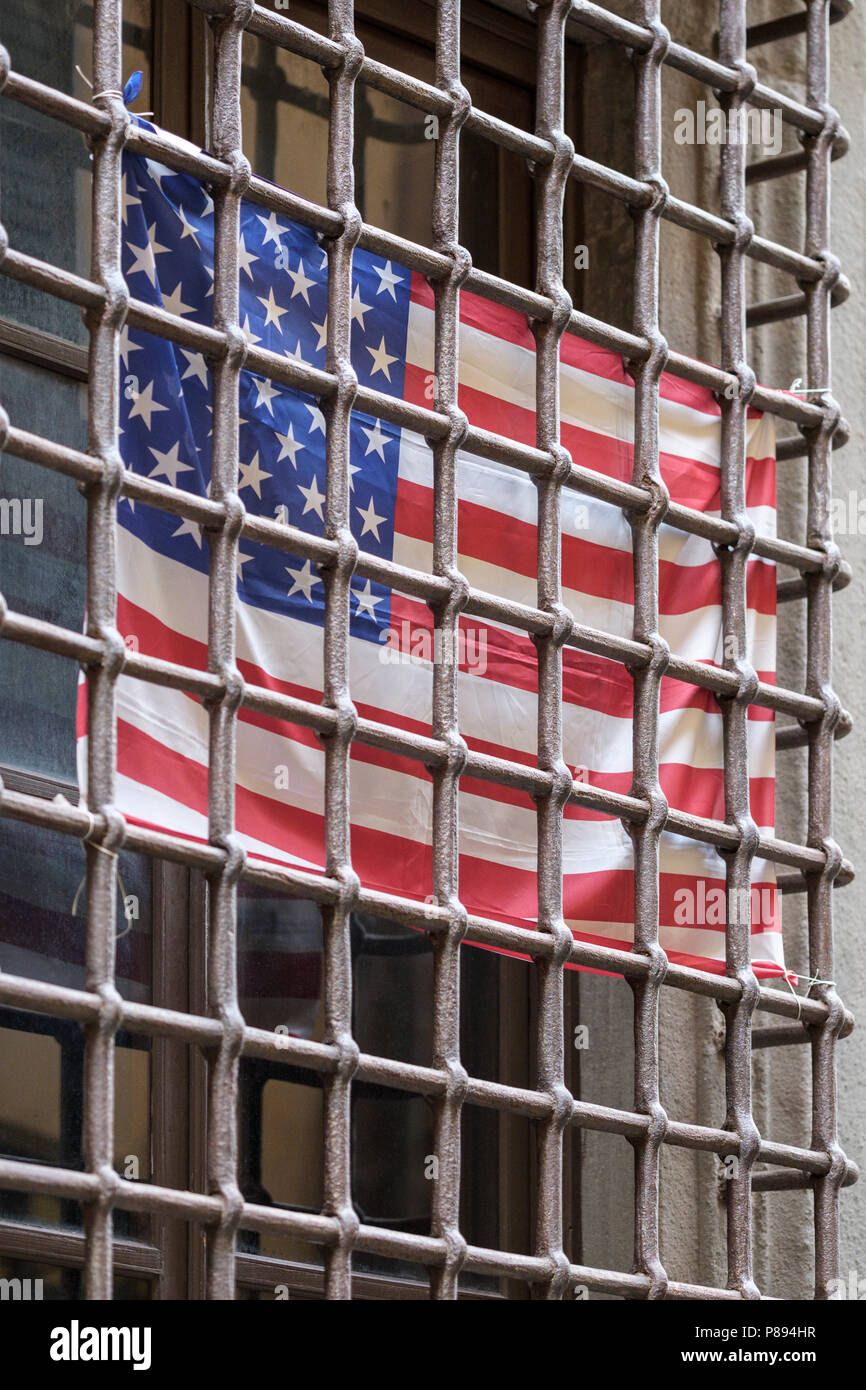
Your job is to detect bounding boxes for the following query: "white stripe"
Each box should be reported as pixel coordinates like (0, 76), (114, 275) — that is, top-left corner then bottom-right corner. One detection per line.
(397, 428), (777, 564)
(407, 302), (777, 475)
(392, 528), (777, 672)
(117, 531), (775, 780)
(115, 673), (776, 877)
(117, 531), (775, 781)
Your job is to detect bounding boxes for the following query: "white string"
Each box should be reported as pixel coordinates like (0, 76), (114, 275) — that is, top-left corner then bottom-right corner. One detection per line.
(779, 968), (837, 1021)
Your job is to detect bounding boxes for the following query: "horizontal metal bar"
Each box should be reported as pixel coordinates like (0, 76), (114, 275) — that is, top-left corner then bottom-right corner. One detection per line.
(0, 1150), (765, 1298)
(0, 778), (854, 1013)
(0, 342), (842, 578)
(746, 2), (853, 51)
(0, 590), (855, 871)
(748, 280), (850, 328)
(0, 221), (838, 438)
(0, 965), (850, 1165)
(0, 58), (842, 309)
(751, 1024), (812, 1049)
(752, 1164), (859, 1193)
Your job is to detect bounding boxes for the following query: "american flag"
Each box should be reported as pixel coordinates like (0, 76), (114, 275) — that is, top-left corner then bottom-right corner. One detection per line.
(77, 117), (785, 996)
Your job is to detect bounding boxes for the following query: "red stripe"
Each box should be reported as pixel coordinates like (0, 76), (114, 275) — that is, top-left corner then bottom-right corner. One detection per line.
(115, 592), (774, 816)
(394, 476), (776, 617)
(402, 361), (775, 513)
(408, 272), (769, 420)
(389, 592), (775, 722)
(116, 717), (778, 935)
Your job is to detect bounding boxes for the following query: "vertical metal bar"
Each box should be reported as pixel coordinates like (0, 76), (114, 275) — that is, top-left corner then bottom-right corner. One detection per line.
(803, 0), (848, 1302)
(320, 0), (363, 1301)
(716, 0), (761, 1300)
(203, 0), (252, 1301)
(624, 0), (670, 1301)
(82, 0), (128, 1301)
(427, 0), (471, 1302)
(530, 0), (575, 1302)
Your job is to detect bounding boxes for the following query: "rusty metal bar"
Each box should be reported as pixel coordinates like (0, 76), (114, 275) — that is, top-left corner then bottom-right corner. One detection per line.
(624, 0), (670, 1303)
(716, 0), (761, 1300)
(530, 0), (574, 1302)
(318, 0), (363, 1301)
(802, 0), (849, 1302)
(201, 0), (251, 1301)
(0, 53), (851, 378)
(80, 0), (128, 1302)
(426, 0), (470, 1301)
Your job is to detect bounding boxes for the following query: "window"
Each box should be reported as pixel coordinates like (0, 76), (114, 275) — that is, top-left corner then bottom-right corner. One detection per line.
(0, 0), (854, 1302)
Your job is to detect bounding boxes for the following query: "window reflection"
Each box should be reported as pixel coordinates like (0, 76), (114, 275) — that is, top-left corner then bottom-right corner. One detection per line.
(236, 889), (509, 1289)
(0, 0), (152, 343)
(0, 822), (153, 1238)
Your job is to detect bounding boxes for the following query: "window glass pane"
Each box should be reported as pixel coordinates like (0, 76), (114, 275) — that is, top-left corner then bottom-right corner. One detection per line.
(236, 884), (518, 1288)
(0, 822), (153, 1236)
(0, 0), (152, 344)
(0, 821), (152, 1001)
(0, 357), (86, 785)
(242, 36), (329, 205)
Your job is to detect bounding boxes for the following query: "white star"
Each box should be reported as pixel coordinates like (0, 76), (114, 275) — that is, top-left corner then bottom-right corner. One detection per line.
(204, 264), (215, 298)
(287, 257), (316, 305)
(351, 285), (371, 330)
(238, 233), (259, 280)
(176, 205), (201, 247)
(319, 248), (330, 272)
(128, 380), (168, 430)
(121, 174), (141, 225)
(161, 282), (195, 318)
(172, 517), (202, 547)
(298, 474), (325, 520)
(252, 376), (280, 416)
(356, 495), (386, 542)
(361, 419), (391, 461)
(287, 559), (322, 603)
(144, 159), (175, 194)
(373, 260), (404, 300)
(257, 210), (289, 248)
(239, 451), (272, 498)
(199, 187), (214, 219)
(179, 349), (209, 386)
(240, 313), (262, 347)
(310, 316), (328, 351)
(275, 424), (304, 467)
(126, 223), (169, 286)
(118, 324), (141, 368)
(257, 286), (288, 332)
(353, 579), (383, 619)
(148, 440), (194, 485)
(305, 403), (326, 435)
(236, 550), (254, 580)
(367, 335), (398, 380)
(284, 339), (306, 364)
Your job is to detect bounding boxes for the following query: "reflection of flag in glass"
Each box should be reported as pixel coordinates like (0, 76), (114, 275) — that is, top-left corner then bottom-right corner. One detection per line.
(238, 890), (322, 1040)
(77, 118), (783, 980)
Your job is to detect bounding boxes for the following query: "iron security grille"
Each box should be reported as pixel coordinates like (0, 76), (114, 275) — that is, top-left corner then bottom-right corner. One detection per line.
(0, 0), (857, 1299)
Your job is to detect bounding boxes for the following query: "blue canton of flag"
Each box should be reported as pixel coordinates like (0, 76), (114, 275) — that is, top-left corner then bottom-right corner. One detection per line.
(119, 118), (411, 642)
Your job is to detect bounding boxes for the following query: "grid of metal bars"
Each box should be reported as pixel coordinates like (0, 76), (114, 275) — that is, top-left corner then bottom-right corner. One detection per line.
(0, 0), (857, 1299)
